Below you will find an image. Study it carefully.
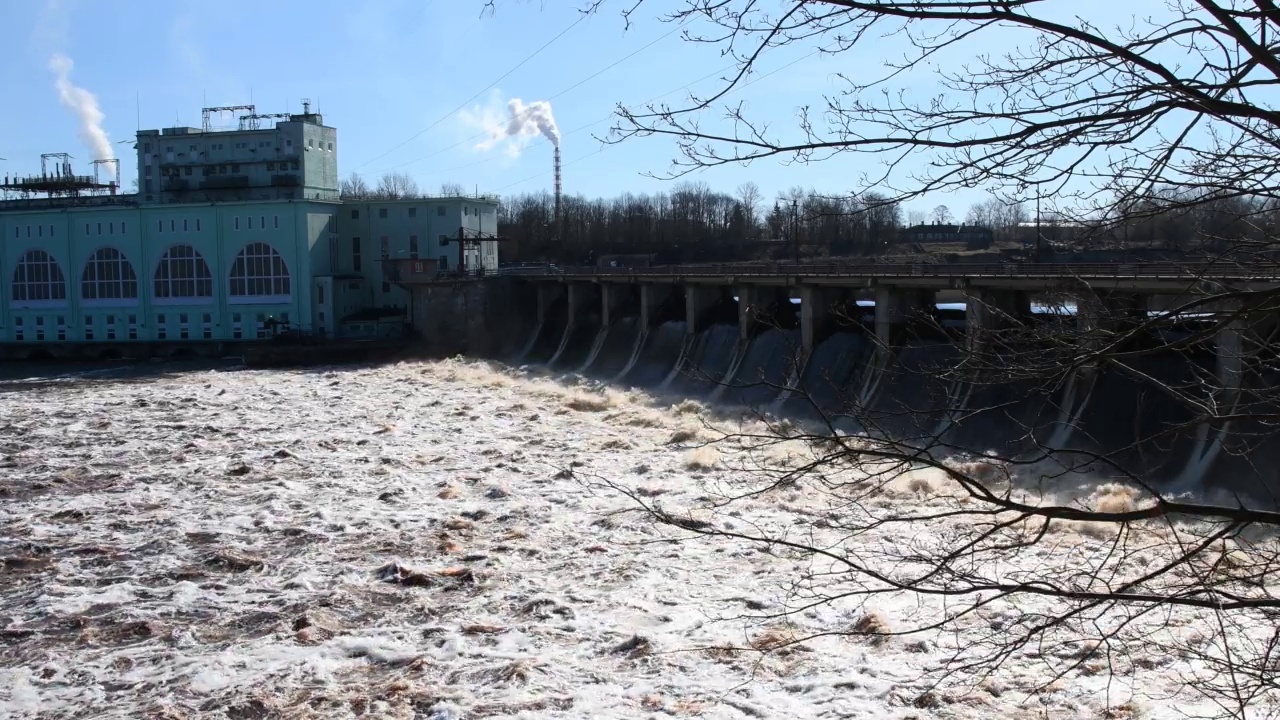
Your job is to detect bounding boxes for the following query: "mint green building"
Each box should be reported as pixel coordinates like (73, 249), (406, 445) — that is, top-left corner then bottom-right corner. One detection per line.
(0, 107), (499, 351)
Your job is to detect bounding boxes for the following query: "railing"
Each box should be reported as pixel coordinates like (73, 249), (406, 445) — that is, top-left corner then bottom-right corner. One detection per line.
(496, 261), (1280, 280)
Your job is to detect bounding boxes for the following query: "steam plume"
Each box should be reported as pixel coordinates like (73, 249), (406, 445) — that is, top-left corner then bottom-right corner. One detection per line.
(480, 98), (560, 151)
(49, 53), (114, 162)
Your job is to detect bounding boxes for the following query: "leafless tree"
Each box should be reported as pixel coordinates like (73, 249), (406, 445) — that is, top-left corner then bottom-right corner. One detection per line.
(515, 0), (1280, 714)
(440, 182), (466, 197)
(374, 172), (419, 200)
(340, 172), (371, 200)
(736, 181), (763, 226)
(931, 204), (952, 224)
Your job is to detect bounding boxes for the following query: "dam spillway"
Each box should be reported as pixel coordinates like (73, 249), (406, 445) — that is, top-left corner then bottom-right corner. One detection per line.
(410, 267), (1280, 500)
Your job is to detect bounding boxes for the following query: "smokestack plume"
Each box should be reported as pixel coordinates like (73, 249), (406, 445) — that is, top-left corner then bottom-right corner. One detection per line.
(480, 98), (560, 152)
(49, 53), (114, 162)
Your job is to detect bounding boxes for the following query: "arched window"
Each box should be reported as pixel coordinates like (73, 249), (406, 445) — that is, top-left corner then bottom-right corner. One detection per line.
(154, 244), (213, 299)
(12, 250), (67, 304)
(81, 248), (139, 301)
(229, 243), (290, 300)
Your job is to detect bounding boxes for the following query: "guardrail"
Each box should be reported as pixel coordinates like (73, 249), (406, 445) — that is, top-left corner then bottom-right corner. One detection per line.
(495, 261), (1280, 280)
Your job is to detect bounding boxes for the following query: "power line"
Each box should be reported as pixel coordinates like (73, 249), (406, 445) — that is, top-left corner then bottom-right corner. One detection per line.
(351, 10), (589, 172)
(366, 21), (687, 176)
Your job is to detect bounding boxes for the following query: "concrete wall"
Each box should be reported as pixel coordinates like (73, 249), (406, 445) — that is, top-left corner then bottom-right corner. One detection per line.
(408, 277), (534, 357)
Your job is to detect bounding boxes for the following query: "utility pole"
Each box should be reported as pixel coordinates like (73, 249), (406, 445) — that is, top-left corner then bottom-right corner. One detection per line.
(791, 199), (800, 265)
(1035, 195), (1042, 262)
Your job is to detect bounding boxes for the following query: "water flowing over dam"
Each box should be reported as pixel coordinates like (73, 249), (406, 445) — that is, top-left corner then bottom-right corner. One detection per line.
(474, 269), (1280, 499)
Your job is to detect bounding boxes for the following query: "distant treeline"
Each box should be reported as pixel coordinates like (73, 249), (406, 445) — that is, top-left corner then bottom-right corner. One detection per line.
(498, 182), (905, 264)
(500, 184), (1280, 263)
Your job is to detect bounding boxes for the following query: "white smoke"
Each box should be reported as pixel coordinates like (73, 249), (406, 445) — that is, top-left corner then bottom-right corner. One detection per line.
(49, 53), (114, 162)
(476, 97), (560, 154)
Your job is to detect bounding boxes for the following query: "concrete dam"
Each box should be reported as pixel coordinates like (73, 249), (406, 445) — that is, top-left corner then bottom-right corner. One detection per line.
(410, 262), (1280, 498)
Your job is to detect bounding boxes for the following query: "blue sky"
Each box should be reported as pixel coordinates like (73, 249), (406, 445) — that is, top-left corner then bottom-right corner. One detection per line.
(1, 0), (1158, 218)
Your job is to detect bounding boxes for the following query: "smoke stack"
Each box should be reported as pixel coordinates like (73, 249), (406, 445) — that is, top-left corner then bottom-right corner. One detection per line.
(554, 145), (562, 240)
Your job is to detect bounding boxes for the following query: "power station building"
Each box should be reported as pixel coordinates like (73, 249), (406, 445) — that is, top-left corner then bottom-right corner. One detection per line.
(0, 106), (499, 351)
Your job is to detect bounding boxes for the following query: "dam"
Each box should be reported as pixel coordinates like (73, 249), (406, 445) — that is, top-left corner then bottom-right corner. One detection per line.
(405, 261), (1280, 498)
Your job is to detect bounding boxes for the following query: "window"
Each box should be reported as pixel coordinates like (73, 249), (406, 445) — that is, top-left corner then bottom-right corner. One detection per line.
(379, 208), (388, 219)
(260, 216), (265, 230)
(81, 248), (139, 301)
(317, 285), (325, 304)
(273, 215), (279, 229)
(232, 165), (240, 173)
(439, 256), (448, 271)
(57, 316), (66, 341)
(170, 220), (175, 232)
(184, 167), (192, 176)
(85, 223), (90, 236)
(12, 250), (67, 303)
(382, 281), (391, 293)
(84, 315), (93, 341)
(437, 206), (445, 217)
(327, 142), (333, 151)
(128, 315), (137, 341)
(229, 243), (291, 298)
(122, 222), (127, 234)
(351, 209), (360, 219)
(97, 222), (103, 235)
(352, 238), (362, 272)
(195, 219), (201, 232)
(234, 217), (240, 231)
(38, 226), (43, 238)
(464, 207), (469, 217)
(13, 317), (22, 341)
(179, 313), (188, 324)
(380, 236), (390, 259)
(439, 234), (449, 247)
(248, 216), (253, 230)
(158, 219), (163, 232)
(409, 235), (419, 259)
(267, 162), (275, 171)
(291, 161), (299, 171)
(286, 140), (293, 148)
(154, 245), (214, 299)
(106, 316), (116, 341)
(328, 235), (338, 271)
(144, 142), (151, 152)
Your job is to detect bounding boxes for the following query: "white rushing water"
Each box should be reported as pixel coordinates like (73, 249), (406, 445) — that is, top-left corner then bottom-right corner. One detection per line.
(0, 358), (1267, 719)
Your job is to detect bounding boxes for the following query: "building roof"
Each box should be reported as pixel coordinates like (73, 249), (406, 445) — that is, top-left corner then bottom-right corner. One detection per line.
(345, 194), (500, 205)
(341, 307), (407, 323)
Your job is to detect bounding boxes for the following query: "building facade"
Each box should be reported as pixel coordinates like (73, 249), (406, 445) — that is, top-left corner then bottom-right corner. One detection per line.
(0, 108), (499, 349)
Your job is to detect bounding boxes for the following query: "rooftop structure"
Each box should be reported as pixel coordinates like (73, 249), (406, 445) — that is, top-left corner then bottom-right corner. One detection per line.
(1, 153), (121, 199)
(136, 101), (338, 205)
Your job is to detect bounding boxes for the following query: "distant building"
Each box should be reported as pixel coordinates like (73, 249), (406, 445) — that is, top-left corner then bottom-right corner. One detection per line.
(900, 223), (994, 251)
(0, 105), (499, 351)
